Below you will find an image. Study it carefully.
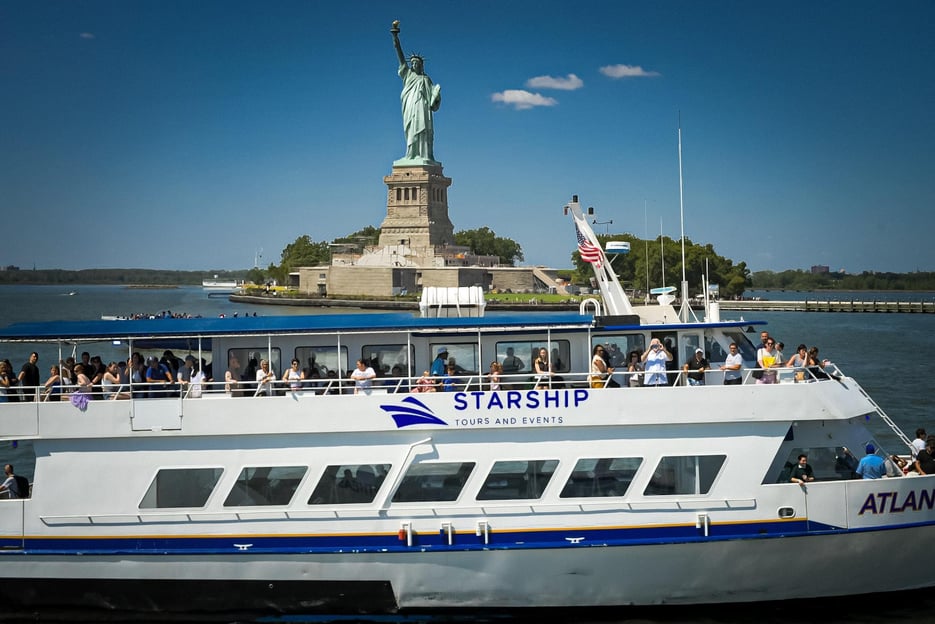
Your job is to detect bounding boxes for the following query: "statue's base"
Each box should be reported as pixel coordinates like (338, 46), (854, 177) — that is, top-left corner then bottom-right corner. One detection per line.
(392, 156), (441, 168)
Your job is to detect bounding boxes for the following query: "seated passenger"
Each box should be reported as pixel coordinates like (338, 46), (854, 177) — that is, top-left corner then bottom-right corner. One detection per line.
(856, 444), (886, 479)
(410, 370), (437, 393)
(789, 454), (815, 484)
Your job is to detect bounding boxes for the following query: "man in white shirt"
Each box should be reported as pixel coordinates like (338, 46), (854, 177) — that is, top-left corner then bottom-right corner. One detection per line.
(351, 359), (377, 395)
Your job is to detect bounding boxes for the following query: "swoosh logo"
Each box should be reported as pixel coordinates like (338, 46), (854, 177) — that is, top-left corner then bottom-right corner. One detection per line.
(380, 396), (448, 428)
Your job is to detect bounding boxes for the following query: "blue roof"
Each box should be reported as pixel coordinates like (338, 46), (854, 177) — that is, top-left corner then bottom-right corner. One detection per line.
(0, 312), (597, 341)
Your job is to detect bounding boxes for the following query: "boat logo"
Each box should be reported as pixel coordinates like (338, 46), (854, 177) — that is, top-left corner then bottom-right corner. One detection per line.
(380, 396), (448, 428)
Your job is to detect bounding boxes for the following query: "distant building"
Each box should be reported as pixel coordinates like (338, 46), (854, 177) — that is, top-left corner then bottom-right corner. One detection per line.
(810, 265), (830, 274)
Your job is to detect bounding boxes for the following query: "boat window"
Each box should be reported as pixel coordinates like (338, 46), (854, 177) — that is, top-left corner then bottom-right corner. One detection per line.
(703, 330), (727, 363)
(430, 344), (479, 375)
(559, 457), (642, 498)
(391, 462), (476, 503)
(223, 466), (307, 506)
(294, 346), (348, 380)
(644, 455), (726, 496)
(769, 447), (858, 484)
(308, 464), (391, 505)
(226, 349), (282, 386)
(139, 467), (223, 509)
(495, 340), (571, 374)
(679, 333), (703, 365)
(721, 330), (757, 362)
(362, 344), (414, 378)
(590, 335), (644, 369)
(476, 460), (559, 500)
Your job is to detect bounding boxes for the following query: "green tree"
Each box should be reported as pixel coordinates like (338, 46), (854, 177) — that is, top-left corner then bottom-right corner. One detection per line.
(571, 234), (751, 298)
(280, 235), (330, 270)
(454, 227), (524, 266)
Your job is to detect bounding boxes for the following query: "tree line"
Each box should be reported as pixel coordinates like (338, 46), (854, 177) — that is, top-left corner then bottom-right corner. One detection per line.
(750, 269), (935, 291)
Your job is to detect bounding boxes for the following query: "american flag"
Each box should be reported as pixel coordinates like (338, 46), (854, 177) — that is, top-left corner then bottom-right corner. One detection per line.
(576, 224), (603, 268)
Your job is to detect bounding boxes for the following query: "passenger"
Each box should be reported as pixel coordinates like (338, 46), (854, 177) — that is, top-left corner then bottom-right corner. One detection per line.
(683, 348), (709, 386)
(42, 365), (63, 401)
(626, 350), (643, 387)
(283, 359), (304, 392)
(74, 363), (94, 394)
(756, 338), (779, 384)
(914, 438), (935, 475)
(501, 347), (523, 376)
(789, 454), (815, 484)
(2, 359), (21, 402)
(589, 345), (612, 388)
(447, 357), (467, 375)
(88, 355), (106, 399)
(885, 454), (906, 478)
(641, 339), (671, 388)
(411, 370), (437, 393)
(441, 365), (458, 392)
(255, 359), (277, 396)
(774, 342), (785, 363)
(911, 428), (927, 461)
(176, 356), (194, 394)
(0, 361), (13, 403)
(534, 348), (552, 389)
(128, 353), (145, 398)
(189, 360), (205, 399)
(487, 362), (502, 391)
(225, 353), (242, 396)
(102, 362), (129, 400)
(806, 346), (833, 380)
(350, 359), (377, 395)
(304, 367), (323, 394)
(431, 348), (448, 377)
(756, 331), (771, 350)
(720, 342), (743, 385)
(0, 464), (20, 499)
(144, 357), (173, 397)
(856, 444), (886, 480)
(17, 352), (40, 402)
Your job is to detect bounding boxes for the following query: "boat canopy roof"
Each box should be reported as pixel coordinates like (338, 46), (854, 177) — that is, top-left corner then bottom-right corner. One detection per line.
(0, 311), (765, 343)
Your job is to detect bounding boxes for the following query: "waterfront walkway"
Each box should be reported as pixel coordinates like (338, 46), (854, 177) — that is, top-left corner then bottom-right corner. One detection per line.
(719, 299), (935, 313)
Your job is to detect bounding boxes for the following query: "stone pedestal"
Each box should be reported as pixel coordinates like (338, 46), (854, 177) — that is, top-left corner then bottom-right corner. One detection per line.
(379, 164), (454, 254)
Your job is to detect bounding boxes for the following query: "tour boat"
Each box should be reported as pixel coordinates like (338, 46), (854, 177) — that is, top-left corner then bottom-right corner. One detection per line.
(0, 197), (929, 618)
(202, 276), (244, 292)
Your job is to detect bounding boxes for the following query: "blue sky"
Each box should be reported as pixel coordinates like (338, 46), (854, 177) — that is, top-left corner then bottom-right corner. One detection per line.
(2, 0), (933, 274)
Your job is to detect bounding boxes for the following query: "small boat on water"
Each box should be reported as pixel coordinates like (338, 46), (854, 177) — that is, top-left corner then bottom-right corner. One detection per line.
(0, 196), (929, 617)
(202, 275), (244, 292)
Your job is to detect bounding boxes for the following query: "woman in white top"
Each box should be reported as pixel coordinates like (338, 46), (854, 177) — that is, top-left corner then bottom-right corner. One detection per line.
(756, 339), (779, 384)
(590, 345), (612, 388)
(283, 359), (304, 392)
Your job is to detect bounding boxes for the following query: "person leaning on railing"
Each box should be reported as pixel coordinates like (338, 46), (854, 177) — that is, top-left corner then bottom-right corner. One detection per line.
(720, 342), (743, 385)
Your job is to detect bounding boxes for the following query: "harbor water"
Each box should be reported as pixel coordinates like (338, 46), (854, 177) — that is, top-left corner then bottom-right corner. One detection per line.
(0, 284), (933, 623)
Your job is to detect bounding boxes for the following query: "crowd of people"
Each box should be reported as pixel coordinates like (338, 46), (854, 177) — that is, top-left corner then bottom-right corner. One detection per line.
(0, 349), (212, 403)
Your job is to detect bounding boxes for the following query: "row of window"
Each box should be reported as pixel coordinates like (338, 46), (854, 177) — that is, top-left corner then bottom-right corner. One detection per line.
(223, 330), (757, 384)
(140, 455), (727, 509)
(393, 187), (445, 202)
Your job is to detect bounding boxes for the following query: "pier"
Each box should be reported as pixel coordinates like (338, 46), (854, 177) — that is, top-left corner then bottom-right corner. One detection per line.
(718, 299), (935, 313)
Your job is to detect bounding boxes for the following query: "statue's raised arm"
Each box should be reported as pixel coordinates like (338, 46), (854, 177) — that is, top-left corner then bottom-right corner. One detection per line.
(391, 20), (406, 69)
(390, 20), (440, 165)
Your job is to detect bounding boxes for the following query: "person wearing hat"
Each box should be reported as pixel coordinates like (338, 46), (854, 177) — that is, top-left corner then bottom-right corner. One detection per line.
(682, 348), (710, 386)
(145, 355), (174, 398)
(431, 347), (448, 377)
(856, 444), (886, 479)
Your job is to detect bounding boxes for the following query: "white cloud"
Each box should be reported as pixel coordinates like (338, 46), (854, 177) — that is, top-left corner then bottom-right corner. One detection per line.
(79, 32), (96, 39)
(491, 90), (558, 110)
(525, 73), (583, 91)
(599, 64), (660, 79)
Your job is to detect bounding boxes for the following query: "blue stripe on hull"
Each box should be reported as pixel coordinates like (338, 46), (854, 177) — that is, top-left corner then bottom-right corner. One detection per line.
(7, 519), (921, 556)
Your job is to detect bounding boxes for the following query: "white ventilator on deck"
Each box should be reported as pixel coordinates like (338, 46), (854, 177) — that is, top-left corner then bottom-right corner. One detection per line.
(419, 286), (486, 318)
(565, 196), (634, 316)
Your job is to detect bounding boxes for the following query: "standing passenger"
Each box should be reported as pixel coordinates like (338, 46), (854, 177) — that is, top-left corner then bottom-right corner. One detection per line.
(350, 359), (377, 395)
(641, 339), (672, 387)
(720, 343), (743, 385)
(17, 352), (40, 402)
(856, 444), (886, 480)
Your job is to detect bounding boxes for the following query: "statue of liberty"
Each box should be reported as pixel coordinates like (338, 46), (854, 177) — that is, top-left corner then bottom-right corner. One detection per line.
(391, 21), (441, 165)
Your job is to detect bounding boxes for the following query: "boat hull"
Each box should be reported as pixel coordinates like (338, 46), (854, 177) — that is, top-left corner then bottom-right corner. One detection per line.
(3, 523), (934, 614)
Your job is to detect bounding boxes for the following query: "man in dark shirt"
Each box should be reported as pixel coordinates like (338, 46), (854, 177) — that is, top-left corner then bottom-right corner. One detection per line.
(790, 454), (815, 484)
(17, 352), (40, 402)
(683, 348), (710, 386)
(915, 440), (935, 475)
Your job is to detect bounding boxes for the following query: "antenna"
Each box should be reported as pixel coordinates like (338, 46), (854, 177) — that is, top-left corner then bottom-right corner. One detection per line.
(676, 115), (698, 322)
(254, 247), (263, 269)
(644, 200), (650, 303)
